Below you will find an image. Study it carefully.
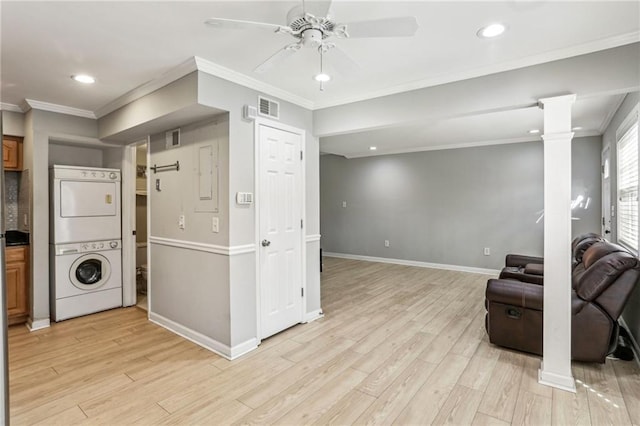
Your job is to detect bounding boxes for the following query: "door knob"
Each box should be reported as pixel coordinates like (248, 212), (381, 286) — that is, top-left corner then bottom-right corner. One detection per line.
(605, 230), (611, 234)
(262, 239), (271, 247)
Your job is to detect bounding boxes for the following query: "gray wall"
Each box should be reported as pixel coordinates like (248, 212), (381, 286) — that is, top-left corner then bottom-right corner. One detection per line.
(320, 136), (601, 270)
(603, 92), (640, 350)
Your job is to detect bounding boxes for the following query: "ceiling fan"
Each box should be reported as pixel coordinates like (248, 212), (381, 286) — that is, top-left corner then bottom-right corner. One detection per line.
(204, 1), (419, 89)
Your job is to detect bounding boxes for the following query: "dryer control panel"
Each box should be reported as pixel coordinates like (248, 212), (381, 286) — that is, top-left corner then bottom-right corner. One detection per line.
(54, 240), (121, 255)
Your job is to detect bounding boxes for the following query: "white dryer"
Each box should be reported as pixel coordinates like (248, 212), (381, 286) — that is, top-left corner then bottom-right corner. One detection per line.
(50, 240), (122, 321)
(50, 165), (121, 244)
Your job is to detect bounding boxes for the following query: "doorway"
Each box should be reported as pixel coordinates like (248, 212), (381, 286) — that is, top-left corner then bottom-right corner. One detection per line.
(134, 144), (149, 310)
(256, 121), (305, 340)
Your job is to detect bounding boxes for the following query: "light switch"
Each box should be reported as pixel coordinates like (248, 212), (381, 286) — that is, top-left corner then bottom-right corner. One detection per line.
(178, 215), (185, 230)
(212, 217), (219, 233)
(342, 201), (347, 208)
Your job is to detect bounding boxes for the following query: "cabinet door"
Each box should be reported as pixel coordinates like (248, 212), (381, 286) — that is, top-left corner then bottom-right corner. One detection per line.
(3, 138), (22, 170)
(6, 262), (27, 316)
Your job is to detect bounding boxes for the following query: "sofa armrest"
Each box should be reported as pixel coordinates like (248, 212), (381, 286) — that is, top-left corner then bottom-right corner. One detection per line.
(486, 278), (543, 310)
(505, 254), (544, 268)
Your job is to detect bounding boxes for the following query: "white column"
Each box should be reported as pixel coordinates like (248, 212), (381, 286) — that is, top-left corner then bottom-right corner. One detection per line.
(538, 94), (576, 393)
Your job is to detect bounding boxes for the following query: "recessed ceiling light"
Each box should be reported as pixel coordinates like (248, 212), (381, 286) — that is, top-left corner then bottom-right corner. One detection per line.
(314, 73), (331, 82)
(369, 146), (377, 151)
(477, 23), (507, 38)
(572, 126), (583, 131)
(71, 74), (96, 84)
(528, 129), (540, 134)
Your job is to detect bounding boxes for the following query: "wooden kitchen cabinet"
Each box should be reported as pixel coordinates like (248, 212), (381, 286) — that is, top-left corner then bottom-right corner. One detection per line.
(6, 246), (29, 325)
(3, 136), (23, 171)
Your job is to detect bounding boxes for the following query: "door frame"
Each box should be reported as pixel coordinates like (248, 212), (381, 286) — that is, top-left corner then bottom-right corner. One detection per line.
(122, 138), (150, 310)
(254, 118), (306, 343)
(601, 146), (611, 241)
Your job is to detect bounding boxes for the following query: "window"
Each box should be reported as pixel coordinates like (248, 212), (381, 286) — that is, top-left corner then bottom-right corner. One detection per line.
(617, 106), (639, 251)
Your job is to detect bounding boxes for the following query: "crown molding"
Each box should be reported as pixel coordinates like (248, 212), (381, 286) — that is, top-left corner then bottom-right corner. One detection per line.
(340, 135), (543, 159)
(598, 93), (627, 134)
(193, 56), (314, 110)
(24, 99), (96, 119)
(0, 103), (24, 113)
(95, 57), (199, 118)
(313, 31), (640, 110)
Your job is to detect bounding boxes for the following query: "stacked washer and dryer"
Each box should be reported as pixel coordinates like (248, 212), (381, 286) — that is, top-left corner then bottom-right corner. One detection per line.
(50, 165), (123, 321)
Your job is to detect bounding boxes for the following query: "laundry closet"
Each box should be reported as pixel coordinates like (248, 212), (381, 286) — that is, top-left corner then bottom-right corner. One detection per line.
(48, 140), (125, 321)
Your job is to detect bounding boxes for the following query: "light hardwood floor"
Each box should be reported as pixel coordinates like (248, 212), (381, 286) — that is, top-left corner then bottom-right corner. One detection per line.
(8, 257), (640, 425)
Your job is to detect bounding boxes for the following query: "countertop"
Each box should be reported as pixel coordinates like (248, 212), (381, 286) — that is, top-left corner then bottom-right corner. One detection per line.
(5, 230), (29, 246)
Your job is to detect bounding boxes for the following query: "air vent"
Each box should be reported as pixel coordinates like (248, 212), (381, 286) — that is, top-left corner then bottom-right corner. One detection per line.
(165, 128), (180, 149)
(258, 96), (280, 120)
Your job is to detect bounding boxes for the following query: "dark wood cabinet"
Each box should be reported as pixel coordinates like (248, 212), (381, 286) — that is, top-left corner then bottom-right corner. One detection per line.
(6, 246), (29, 325)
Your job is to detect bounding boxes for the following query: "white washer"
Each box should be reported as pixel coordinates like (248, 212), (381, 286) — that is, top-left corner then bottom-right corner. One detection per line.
(50, 165), (121, 244)
(50, 240), (122, 321)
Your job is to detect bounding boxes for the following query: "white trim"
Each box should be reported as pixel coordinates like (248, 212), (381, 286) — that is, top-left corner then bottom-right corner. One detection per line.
(149, 312), (258, 360)
(541, 132), (575, 143)
(195, 57), (313, 110)
(0, 103), (23, 113)
(305, 234), (321, 243)
(304, 309), (324, 323)
(26, 318), (50, 332)
(122, 144), (138, 308)
(23, 99), (96, 119)
(538, 364), (576, 393)
(619, 317), (640, 370)
(616, 103), (640, 140)
(333, 132), (603, 159)
(255, 118), (307, 341)
(599, 94), (627, 134)
(323, 252), (499, 276)
(313, 31), (640, 110)
(341, 136), (540, 159)
(149, 236), (255, 256)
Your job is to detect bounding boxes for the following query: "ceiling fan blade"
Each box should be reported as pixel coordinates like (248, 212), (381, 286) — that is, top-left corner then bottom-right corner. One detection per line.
(325, 45), (360, 76)
(205, 18), (290, 33)
(254, 43), (301, 74)
(341, 16), (419, 38)
(304, 0), (334, 18)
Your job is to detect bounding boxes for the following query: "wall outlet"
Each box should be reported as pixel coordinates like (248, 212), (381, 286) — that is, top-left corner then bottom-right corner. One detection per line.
(484, 247), (490, 256)
(342, 201), (347, 208)
(384, 240), (390, 247)
(212, 217), (219, 233)
(178, 215), (185, 230)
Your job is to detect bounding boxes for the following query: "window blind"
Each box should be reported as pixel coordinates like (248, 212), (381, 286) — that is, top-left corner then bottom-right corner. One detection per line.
(617, 122), (639, 251)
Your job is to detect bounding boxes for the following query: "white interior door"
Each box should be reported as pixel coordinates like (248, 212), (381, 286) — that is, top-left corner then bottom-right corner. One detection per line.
(259, 124), (303, 339)
(602, 147), (612, 240)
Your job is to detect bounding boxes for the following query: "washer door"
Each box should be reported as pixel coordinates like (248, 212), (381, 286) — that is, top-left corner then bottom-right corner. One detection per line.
(69, 253), (112, 290)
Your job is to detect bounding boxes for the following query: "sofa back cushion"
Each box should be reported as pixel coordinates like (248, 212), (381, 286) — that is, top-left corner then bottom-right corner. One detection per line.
(575, 242), (639, 306)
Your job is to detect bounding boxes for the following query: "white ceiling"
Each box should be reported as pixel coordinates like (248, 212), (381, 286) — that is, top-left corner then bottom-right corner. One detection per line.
(1, 1), (639, 156)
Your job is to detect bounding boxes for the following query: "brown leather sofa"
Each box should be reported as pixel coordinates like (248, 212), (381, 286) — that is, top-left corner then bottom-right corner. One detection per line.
(485, 240), (640, 362)
(497, 233), (604, 285)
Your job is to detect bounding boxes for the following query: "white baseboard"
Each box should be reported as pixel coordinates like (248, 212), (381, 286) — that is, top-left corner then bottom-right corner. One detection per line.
(619, 317), (640, 369)
(304, 309), (324, 323)
(149, 312), (258, 360)
(323, 252), (500, 276)
(538, 364), (576, 393)
(26, 317), (50, 332)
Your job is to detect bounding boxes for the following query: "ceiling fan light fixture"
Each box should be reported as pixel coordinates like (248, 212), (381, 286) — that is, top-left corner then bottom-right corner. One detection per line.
(71, 74), (95, 84)
(314, 73), (331, 82)
(477, 23), (506, 38)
